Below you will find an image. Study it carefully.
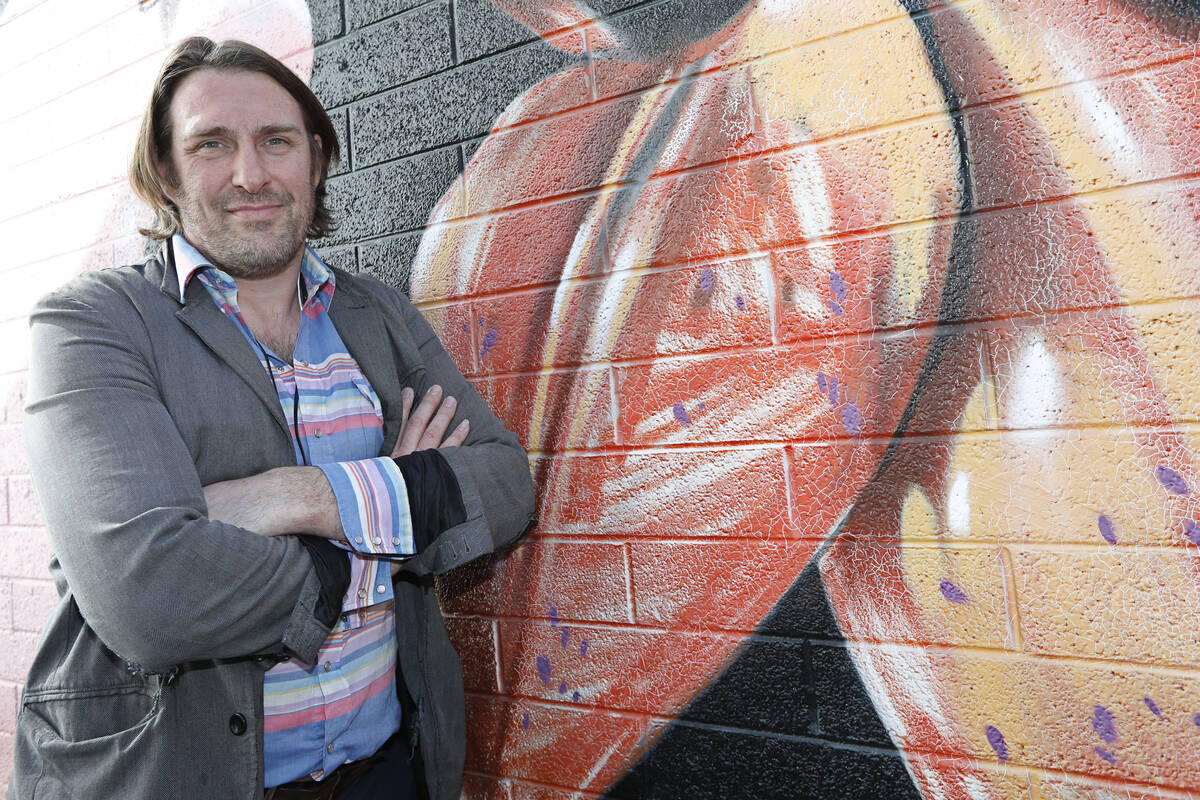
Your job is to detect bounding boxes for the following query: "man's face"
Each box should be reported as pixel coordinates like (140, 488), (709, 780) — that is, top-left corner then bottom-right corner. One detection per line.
(160, 68), (320, 279)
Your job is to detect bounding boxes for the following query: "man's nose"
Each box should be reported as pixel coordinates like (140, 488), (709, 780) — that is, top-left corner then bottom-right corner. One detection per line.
(231, 146), (269, 194)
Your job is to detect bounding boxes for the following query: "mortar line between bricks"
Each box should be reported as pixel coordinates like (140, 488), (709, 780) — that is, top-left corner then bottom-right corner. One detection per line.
(516, 418), (1200, 454)
(0, 0), (53, 30)
(348, 33), (1199, 181)
(1014, 763), (1200, 800)
(997, 546), (1024, 651)
(0, 2), (137, 82)
(621, 543), (635, 625)
(341, 0), (442, 33)
(453, 616), (1200, 676)
(404, 168), (1200, 307)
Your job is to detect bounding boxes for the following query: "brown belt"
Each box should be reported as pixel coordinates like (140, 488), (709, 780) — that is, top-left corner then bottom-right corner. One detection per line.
(264, 747), (385, 800)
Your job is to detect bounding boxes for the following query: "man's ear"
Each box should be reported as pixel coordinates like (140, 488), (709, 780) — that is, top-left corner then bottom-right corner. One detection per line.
(156, 158), (177, 202)
(311, 133), (324, 188)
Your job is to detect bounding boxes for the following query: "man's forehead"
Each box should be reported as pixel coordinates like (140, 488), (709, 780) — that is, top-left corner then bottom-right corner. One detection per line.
(170, 68), (305, 138)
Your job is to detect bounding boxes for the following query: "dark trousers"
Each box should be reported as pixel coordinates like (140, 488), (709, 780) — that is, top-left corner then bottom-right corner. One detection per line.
(337, 731), (421, 800)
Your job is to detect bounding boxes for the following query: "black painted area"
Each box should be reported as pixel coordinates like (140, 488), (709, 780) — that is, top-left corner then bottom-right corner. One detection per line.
(604, 565), (917, 799)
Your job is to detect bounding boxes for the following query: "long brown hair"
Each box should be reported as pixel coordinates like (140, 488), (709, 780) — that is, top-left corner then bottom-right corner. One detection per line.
(129, 37), (340, 241)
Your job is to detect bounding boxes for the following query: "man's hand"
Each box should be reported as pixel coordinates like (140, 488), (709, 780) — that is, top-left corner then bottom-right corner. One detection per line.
(392, 384), (469, 457)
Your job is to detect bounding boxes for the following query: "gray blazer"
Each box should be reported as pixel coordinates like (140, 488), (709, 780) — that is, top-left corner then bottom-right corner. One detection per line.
(8, 245), (534, 800)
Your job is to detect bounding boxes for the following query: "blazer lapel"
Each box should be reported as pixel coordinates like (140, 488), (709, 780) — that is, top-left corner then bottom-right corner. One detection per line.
(158, 244), (292, 441)
(328, 285), (404, 452)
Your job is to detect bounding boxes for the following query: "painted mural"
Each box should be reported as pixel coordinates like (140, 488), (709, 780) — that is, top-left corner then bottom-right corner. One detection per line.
(5, 0), (1200, 797)
(412, 0), (1200, 798)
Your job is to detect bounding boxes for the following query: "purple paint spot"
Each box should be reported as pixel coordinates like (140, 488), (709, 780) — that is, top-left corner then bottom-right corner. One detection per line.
(1144, 697), (1163, 718)
(558, 681), (568, 695)
(460, 322), (469, 333)
(572, 691), (582, 703)
(548, 605), (559, 627)
(1092, 705), (1118, 743)
(939, 580), (969, 605)
(480, 328), (498, 358)
(697, 401), (706, 413)
(536, 655), (551, 686)
(478, 318), (485, 328)
(522, 712), (530, 731)
(817, 372), (828, 393)
(1098, 515), (1117, 544)
(830, 272), (848, 301)
(1193, 712), (1200, 728)
(828, 376), (839, 404)
(561, 627), (570, 648)
(580, 639), (589, 657)
(699, 268), (714, 294)
(1156, 465), (1190, 495)
(1094, 747), (1118, 765)
(829, 299), (845, 316)
(985, 726), (1009, 761)
(673, 402), (692, 427)
(735, 295), (745, 311)
(841, 403), (863, 436)
(1185, 520), (1200, 546)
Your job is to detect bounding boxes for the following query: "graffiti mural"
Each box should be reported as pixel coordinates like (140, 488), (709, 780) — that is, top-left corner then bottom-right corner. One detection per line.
(409, 0), (1200, 798)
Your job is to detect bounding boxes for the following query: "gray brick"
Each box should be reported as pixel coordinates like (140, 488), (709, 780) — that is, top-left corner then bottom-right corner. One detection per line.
(314, 244), (358, 273)
(460, 136), (485, 167)
(327, 107), (351, 176)
(351, 39), (578, 166)
(311, 1), (452, 109)
(454, 0), (538, 62)
(309, 0), (345, 44)
(345, 0), (429, 30)
(324, 147), (459, 246)
(359, 232), (423, 295)
(603, 0), (751, 58)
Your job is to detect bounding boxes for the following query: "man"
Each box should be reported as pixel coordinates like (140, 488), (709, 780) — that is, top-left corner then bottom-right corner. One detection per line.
(8, 37), (533, 800)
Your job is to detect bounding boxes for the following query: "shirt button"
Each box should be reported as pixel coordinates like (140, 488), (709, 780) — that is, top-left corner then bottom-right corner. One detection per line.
(354, 537), (363, 545)
(314, 429), (322, 438)
(373, 536), (382, 545)
(228, 713), (247, 736)
(357, 588), (367, 599)
(391, 537), (401, 546)
(376, 584), (386, 594)
(327, 742), (335, 754)
(323, 662), (332, 672)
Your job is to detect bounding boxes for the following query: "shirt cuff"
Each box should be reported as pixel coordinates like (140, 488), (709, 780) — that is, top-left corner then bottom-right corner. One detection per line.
(317, 457), (415, 556)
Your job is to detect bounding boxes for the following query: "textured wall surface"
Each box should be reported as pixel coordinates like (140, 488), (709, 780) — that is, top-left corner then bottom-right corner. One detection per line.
(4, 1), (1200, 798)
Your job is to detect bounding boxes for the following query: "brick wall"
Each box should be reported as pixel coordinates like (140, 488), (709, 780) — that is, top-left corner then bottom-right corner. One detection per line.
(5, 0), (1200, 798)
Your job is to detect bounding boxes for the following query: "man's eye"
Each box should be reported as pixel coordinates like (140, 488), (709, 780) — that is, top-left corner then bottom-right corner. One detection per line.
(266, 137), (288, 147)
(198, 141), (222, 150)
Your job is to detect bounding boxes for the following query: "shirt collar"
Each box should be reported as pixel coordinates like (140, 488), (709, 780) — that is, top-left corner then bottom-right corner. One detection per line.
(171, 232), (336, 305)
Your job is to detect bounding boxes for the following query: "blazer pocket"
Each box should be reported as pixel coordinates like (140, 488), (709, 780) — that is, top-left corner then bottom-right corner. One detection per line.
(23, 684), (160, 744)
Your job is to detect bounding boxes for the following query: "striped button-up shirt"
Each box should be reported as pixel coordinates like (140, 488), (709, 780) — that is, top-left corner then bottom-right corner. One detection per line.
(173, 234), (410, 787)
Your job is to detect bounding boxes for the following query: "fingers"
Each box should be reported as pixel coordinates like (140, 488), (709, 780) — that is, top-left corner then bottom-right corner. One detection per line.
(392, 385), (470, 457)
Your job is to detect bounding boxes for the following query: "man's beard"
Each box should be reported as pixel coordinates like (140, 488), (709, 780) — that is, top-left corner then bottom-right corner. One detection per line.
(178, 187), (313, 280)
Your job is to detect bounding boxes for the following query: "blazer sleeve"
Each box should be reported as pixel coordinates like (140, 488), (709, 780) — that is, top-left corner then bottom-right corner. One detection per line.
(25, 285), (335, 674)
(376, 286), (535, 577)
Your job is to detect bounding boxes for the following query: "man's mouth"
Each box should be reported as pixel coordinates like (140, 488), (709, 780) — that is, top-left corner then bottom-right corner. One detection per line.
(225, 204), (283, 221)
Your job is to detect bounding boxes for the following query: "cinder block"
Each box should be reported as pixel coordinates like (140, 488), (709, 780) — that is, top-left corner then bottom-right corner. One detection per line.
(6, 477), (39, 528)
(359, 233), (423, 296)
(324, 147), (460, 246)
(326, 107), (351, 177)
(498, 618), (740, 716)
(10, 581), (55, 634)
(0, 531), (54, 581)
(469, 367), (614, 451)
(463, 694), (644, 788)
(0, 582), (11, 633)
(0, 631), (38, 682)
(1014, 548), (1200, 666)
(628, 539), (819, 632)
(461, 772), (513, 800)
(681, 636), (810, 737)
(530, 447), (789, 539)
(809, 643), (894, 747)
(346, 0), (428, 30)
(0, 682), (16, 735)
(414, 301), (477, 375)
(455, 0), (540, 62)
(312, 2), (452, 109)
(0, 427), (28, 476)
(439, 539), (630, 623)
(309, 0), (345, 44)
(313, 245), (357, 275)
(445, 615), (499, 693)
(351, 36), (583, 168)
